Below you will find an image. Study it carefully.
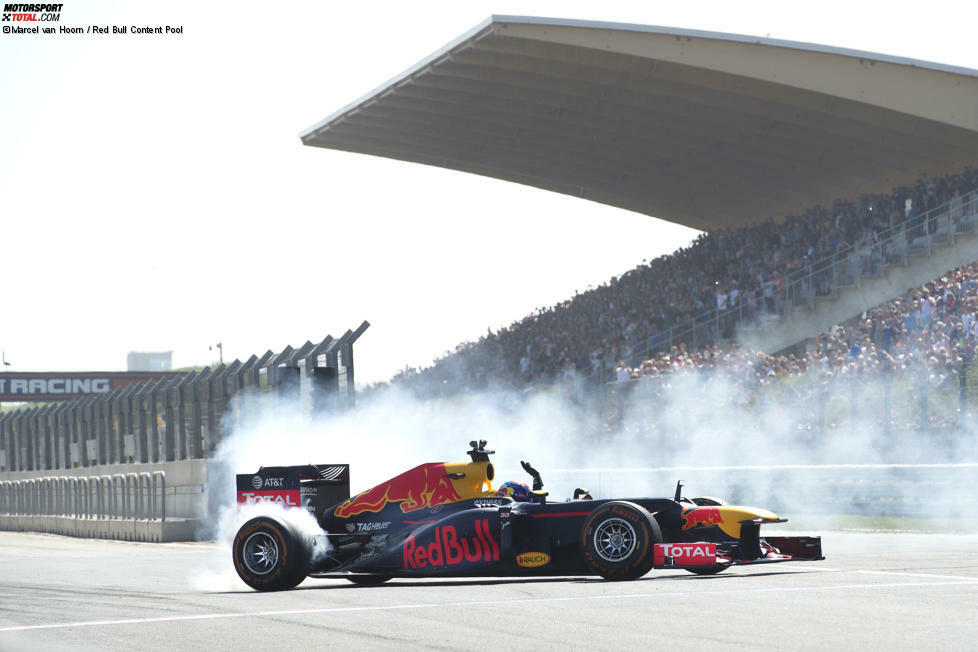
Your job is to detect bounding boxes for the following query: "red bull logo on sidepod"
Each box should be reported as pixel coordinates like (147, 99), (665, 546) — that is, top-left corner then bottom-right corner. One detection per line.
(681, 506), (724, 530)
(334, 463), (463, 518)
(403, 519), (499, 569)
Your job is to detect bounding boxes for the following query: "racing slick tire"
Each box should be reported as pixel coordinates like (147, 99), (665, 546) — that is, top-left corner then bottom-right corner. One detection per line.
(233, 516), (310, 591)
(346, 575), (393, 586)
(581, 501), (662, 581)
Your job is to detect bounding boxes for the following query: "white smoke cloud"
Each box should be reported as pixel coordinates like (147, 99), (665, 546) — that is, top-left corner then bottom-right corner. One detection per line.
(192, 367), (978, 592)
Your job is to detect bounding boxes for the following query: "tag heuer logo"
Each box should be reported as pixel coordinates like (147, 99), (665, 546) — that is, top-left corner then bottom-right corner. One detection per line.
(345, 523), (356, 532)
(251, 475), (263, 490)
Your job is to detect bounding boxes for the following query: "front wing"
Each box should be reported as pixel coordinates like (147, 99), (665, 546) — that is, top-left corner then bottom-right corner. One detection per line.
(654, 535), (824, 569)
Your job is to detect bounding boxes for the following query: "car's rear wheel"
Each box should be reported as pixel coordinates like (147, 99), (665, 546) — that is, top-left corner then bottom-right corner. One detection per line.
(581, 501), (661, 580)
(233, 516), (310, 591)
(346, 575), (392, 586)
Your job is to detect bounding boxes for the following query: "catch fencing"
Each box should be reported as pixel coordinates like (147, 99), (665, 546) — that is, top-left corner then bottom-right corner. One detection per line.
(0, 323), (366, 541)
(0, 322), (368, 474)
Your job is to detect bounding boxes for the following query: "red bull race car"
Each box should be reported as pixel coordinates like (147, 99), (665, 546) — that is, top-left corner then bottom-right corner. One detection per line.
(232, 441), (823, 591)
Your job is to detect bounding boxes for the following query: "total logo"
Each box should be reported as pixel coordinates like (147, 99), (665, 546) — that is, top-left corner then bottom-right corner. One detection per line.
(403, 519), (499, 569)
(237, 490), (299, 507)
(516, 552), (550, 568)
(251, 476), (285, 489)
(660, 543), (715, 558)
(653, 542), (717, 566)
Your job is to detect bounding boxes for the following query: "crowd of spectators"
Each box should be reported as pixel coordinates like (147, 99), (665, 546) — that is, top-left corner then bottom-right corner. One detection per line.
(389, 168), (978, 396)
(599, 261), (978, 431)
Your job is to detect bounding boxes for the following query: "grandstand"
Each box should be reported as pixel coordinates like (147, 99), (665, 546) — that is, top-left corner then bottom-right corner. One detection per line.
(302, 16), (978, 393)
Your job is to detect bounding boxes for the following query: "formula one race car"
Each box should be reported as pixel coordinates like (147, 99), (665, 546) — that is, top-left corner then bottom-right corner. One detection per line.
(232, 441), (823, 591)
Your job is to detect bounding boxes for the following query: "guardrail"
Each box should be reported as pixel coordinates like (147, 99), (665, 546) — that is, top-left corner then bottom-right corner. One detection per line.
(0, 471), (165, 521)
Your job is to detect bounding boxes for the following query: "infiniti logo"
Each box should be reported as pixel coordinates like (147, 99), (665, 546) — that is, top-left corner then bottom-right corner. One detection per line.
(251, 475), (263, 490)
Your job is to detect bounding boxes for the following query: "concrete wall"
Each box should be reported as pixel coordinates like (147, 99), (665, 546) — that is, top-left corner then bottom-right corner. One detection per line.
(0, 459), (206, 542)
(0, 458), (206, 519)
(0, 515), (198, 543)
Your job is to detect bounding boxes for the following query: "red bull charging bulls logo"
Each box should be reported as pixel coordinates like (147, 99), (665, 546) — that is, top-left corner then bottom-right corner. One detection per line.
(403, 519), (499, 569)
(681, 506), (724, 530)
(334, 463), (463, 518)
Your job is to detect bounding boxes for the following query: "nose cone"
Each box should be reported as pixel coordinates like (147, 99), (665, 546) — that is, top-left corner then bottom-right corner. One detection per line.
(716, 506), (782, 538)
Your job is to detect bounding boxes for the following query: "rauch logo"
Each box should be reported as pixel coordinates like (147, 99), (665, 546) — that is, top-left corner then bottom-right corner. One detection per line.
(516, 552), (550, 568)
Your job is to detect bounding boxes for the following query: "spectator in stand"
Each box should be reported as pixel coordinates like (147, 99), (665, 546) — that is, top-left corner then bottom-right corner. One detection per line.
(920, 290), (935, 328)
(615, 360), (631, 383)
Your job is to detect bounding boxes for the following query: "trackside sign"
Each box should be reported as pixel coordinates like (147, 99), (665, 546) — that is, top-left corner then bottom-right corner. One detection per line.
(0, 372), (180, 401)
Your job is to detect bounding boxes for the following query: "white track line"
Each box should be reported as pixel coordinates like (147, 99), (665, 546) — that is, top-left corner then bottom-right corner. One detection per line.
(805, 566), (978, 582)
(2, 577), (977, 633)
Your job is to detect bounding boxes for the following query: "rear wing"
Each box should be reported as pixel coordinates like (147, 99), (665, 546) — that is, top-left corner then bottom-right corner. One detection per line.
(236, 464), (350, 519)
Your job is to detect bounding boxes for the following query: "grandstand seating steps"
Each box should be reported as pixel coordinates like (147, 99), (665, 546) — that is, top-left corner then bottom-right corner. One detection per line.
(796, 225), (974, 317)
(784, 200), (977, 317)
(743, 200), (978, 356)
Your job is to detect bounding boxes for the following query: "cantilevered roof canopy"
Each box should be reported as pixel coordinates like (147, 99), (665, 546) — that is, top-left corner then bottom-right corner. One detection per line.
(301, 16), (978, 231)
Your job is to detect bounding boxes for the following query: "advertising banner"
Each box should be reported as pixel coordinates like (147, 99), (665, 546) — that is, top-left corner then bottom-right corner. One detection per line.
(0, 372), (180, 401)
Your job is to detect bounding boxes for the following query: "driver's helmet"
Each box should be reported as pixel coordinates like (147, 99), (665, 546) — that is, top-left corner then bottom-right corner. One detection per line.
(497, 481), (530, 502)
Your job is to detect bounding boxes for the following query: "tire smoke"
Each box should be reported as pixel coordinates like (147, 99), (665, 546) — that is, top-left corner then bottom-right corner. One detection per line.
(195, 368), (978, 592)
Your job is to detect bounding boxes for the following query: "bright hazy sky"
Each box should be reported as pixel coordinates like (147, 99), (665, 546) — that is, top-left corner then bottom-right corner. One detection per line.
(2, 1), (976, 383)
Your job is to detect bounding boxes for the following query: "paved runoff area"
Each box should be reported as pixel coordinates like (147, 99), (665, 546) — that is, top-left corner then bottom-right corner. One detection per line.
(1, 531), (976, 651)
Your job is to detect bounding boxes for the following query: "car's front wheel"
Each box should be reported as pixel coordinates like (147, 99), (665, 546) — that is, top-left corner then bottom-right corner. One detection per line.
(232, 516), (310, 591)
(581, 501), (662, 580)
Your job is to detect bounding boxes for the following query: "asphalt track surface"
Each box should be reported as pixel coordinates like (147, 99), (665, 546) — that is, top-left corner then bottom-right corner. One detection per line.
(1, 531), (976, 651)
